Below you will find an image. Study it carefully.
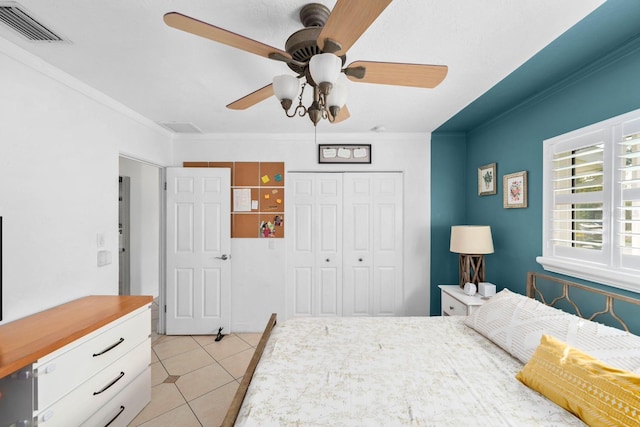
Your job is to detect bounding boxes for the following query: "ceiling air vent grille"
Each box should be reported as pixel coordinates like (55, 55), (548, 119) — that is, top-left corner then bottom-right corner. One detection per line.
(0, 2), (64, 41)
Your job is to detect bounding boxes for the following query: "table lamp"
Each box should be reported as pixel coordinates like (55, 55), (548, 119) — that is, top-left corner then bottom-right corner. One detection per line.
(450, 225), (494, 287)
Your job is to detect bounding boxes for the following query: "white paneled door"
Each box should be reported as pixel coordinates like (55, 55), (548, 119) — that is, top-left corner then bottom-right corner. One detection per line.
(287, 172), (403, 319)
(343, 173), (403, 316)
(288, 173), (343, 317)
(165, 168), (231, 335)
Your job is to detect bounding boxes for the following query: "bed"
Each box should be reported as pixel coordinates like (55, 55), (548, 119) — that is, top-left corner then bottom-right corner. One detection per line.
(222, 272), (640, 426)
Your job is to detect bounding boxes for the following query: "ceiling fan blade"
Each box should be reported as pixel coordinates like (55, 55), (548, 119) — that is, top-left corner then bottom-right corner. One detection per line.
(332, 105), (350, 123)
(226, 84), (274, 110)
(345, 61), (448, 88)
(164, 12), (292, 61)
(318, 0), (391, 55)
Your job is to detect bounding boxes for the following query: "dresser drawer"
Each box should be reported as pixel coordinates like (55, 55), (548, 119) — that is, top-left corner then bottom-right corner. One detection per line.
(35, 306), (150, 411)
(81, 367), (150, 427)
(442, 291), (467, 316)
(35, 338), (150, 427)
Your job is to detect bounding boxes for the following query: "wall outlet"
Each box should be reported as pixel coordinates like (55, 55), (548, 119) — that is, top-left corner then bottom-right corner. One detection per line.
(97, 250), (112, 267)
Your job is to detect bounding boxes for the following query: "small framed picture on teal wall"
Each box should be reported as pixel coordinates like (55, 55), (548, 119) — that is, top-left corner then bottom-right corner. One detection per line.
(503, 171), (528, 208)
(478, 163), (497, 196)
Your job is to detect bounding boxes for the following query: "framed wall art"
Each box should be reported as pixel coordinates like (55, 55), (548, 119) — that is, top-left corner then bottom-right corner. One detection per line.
(318, 144), (371, 164)
(503, 171), (528, 208)
(478, 163), (496, 196)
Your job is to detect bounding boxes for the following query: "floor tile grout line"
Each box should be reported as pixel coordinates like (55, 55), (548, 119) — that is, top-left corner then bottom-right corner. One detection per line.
(145, 333), (258, 426)
(151, 336), (251, 400)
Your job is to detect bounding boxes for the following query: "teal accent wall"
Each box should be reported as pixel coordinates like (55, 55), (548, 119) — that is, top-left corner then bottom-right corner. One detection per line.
(430, 2), (640, 324)
(462, 36), (640, 291)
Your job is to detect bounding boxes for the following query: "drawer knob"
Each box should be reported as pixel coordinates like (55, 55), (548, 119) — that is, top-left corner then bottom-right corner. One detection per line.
(449, 306), (455, 310)
(41, 409), (55, 422)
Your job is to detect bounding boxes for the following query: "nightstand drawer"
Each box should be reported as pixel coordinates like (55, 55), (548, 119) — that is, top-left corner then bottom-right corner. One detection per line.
(442, 291), (467, 316)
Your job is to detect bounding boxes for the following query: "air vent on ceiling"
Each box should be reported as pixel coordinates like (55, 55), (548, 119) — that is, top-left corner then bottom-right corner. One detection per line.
(160, 122), (202, 134)
(0, 2), (65, 42)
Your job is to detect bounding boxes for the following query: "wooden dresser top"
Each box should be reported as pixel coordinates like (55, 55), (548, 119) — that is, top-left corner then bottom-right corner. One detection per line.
(0, 295), (153, 378)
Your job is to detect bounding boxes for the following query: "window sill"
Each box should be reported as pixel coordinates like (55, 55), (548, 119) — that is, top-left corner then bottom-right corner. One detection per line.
(536, 256), (640, 294)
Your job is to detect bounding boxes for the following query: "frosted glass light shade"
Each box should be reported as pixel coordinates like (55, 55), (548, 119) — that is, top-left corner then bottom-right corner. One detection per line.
(326, 73), (348, 108)
(309, 53), (342, 85)
(273, 75), (300, 101)
(450, 225), (494, 254)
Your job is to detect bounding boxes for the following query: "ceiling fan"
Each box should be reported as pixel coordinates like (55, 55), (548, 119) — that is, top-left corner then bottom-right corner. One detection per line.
(164, 0), (448, 126)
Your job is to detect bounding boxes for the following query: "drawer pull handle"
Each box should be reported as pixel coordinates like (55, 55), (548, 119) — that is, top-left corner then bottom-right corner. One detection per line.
(104, 405), (125, 427)
(93, 372), (125, 395)
(93, 338), (125, 357)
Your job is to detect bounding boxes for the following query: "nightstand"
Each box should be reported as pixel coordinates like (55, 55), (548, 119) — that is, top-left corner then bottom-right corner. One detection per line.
(438, 285), (488, 316)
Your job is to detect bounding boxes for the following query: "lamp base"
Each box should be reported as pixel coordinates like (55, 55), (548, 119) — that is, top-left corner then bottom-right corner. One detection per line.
(458, 254), (486, 288)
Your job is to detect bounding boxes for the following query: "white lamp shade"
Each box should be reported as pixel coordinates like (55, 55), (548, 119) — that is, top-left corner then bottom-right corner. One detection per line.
(450, 225), (494, 254)
(326, 73), (348, 108)
(309, 53), (342, 85)
(273, 75), (300, 101)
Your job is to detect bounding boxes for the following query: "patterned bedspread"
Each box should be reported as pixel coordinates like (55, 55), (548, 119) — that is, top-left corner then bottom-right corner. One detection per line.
(236, 316), (585, 426)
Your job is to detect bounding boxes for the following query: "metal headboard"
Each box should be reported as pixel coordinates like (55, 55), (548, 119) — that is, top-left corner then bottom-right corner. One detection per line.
(527, 272), (640, 333)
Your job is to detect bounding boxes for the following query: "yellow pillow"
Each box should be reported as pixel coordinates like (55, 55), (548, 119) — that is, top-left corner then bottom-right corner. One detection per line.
(516, 334), (640, 427)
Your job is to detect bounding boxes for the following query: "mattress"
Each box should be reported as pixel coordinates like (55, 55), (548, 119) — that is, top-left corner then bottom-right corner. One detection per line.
(236, 316), (585, 426)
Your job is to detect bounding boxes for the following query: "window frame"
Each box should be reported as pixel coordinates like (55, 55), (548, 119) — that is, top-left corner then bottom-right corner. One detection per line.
(538, 108), (640, 293)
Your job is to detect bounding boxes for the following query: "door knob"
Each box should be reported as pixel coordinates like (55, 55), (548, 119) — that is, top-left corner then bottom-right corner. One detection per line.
(358, 258), (363, 262)
(326, 258), (330, 262)
(215, 254), (230, 260)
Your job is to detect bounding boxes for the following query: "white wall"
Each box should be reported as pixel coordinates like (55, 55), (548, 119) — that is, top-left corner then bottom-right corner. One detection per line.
(0, 39), (171, 324)
(118, 157), (160, 298)
(0, 39), (430, 330)
(172, 132), (431, 331)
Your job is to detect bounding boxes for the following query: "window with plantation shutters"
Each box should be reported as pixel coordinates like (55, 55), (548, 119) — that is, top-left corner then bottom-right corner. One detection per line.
(538, 108), (640, 293)
(618, 130), (640, 268)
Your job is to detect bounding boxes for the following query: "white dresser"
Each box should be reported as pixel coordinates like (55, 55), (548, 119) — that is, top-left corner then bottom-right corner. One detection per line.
(0, 295), (152, 427)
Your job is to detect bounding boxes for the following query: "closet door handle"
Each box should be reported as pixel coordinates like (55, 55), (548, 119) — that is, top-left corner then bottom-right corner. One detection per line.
(93, 372), (125, 395)
(104, 405), (125, 427)
(93, 338), (125, 357)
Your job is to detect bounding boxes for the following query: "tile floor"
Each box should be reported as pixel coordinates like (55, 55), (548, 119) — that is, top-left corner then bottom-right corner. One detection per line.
(127, 300), (260, 426)
(128, 332), (260, 426)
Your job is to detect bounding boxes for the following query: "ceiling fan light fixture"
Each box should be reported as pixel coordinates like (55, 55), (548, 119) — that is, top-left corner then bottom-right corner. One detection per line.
(165, 2), (449, 128)
(308, 100), (322, 125)
(309, 53), (342, 90)
(326, 73), (348, 109)
(273, 74), (300, 104)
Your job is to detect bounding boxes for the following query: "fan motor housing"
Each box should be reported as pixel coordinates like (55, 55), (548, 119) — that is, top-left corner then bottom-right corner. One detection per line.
(285, 27), (322, 74)
(285, 3), (346, 75)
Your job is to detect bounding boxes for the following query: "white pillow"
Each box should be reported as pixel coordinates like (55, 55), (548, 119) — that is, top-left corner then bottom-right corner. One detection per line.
(464, 288), (640, 373)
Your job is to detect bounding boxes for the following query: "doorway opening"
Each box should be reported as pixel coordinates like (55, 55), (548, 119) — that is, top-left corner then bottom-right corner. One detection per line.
(119, 176), (130, 295)
(118, 156), (162, 335)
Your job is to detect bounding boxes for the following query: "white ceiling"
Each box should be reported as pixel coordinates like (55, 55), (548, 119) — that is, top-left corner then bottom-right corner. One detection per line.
(0, 0), (604, 134)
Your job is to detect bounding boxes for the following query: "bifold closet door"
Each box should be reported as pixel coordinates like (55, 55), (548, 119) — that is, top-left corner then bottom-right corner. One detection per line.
(287, 172), (403, 319)
(287, 173), (343, 318)
(343, 173), (403, 316)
